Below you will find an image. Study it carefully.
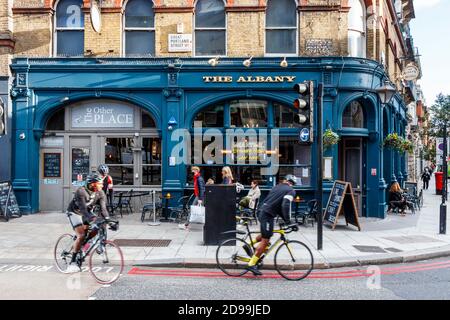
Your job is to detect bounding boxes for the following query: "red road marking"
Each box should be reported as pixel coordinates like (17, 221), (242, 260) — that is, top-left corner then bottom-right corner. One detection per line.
(128, 259), (450, 279)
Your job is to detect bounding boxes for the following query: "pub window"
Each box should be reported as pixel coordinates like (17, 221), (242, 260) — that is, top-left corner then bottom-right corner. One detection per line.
(274, 102), (302, 128)
(141, 110), (156, 128)
(276, 136), (312, 186)
(46, 109), (65, 131)
(342, 100), (365, 128)
(230, 100), (268, 128)
(142, 137), (162, 185)
(348, 0), (366, 58)
(105, 138), (134, 185)
(265, 0), (298, 55)
(193, 105), (224, 128)
(194, 0), (226, 56)
(55, 0), (84, 57)
(124, 0), (155, 57)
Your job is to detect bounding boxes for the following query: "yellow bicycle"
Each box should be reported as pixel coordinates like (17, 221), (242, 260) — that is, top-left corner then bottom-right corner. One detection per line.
(216, 216), (314, 281)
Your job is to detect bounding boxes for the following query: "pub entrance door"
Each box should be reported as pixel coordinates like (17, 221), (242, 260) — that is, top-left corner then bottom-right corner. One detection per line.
(39, 147), (64, 212)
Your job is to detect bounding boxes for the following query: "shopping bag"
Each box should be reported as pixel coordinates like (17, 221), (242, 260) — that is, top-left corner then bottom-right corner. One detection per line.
(189, 204), (205, 224)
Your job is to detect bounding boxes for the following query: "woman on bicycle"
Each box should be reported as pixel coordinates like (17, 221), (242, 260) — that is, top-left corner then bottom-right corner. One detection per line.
(246, 175), (299, 276)
(65, 173), (109, 273)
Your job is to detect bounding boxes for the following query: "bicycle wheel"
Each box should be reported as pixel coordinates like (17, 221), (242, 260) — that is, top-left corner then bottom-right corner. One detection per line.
(54, 234), (76, 273)
(89, 240), (124, 284)
(274, 240), (314, 281)
(216, 238), (253, 277)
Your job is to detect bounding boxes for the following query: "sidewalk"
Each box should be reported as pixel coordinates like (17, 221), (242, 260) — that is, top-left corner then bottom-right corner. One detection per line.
(1, 175), (449, 269)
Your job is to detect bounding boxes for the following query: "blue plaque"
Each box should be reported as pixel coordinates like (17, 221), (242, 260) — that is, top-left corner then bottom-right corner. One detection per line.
(300, 128), (310, 142)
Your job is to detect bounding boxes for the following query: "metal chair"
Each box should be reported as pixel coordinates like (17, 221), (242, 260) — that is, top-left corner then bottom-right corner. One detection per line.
(169, 193), (195, 223)
(120, 189), (134, 214)
(239, 198), (260, 225)
(296, 199), (318, 227)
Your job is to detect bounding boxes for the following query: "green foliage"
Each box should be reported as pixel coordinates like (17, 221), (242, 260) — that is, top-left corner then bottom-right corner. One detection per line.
(383, 133), (414, 154)
(429, 94), (450, 137)
(323, 128), (340, 148)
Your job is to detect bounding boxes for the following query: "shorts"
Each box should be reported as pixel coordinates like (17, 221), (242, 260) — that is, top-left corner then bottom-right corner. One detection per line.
(66, 211), (89, 229)
(258, 212), (275, 239)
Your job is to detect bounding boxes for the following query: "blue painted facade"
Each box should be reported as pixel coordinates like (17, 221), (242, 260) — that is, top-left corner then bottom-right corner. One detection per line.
(9, 57), (408, 218)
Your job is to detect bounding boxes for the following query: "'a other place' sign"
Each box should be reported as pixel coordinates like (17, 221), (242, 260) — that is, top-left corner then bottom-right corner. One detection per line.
(71, 101), (134, 128)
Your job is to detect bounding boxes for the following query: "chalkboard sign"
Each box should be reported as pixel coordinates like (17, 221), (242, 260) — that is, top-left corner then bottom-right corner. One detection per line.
(323, 180), (361, 231)
(0, 181), (21, 221)
(72, 148), (90, 184)
(43, 153), (61, 178)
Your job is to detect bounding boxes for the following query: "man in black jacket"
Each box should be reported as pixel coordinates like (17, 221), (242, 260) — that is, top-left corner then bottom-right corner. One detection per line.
(246, 175), (299, 276)
(66, 173), (109, 273)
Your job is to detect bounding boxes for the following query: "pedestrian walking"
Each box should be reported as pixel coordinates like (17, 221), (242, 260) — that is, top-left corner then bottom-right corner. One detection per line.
(179, 166), (205, 230)
(421, 169), (431, 190)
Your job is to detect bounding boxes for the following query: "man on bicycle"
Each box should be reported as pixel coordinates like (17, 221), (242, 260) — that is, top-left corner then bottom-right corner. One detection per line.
(246, 174), (299, 276)
(98, 164), (114, 207)
(66, 173), (109, 273)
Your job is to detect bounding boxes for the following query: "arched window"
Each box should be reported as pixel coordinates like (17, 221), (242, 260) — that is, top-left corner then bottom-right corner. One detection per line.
(343, 100), (365, 128)
(194, 0), (226, 56)
(348, 0), (366, 58)
(55, 0), (84, 57)
(265, 0), (298, 55)
(124, 0), (155, 57)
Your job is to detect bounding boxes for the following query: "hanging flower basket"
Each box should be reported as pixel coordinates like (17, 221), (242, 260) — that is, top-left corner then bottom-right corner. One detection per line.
(383, 133), (402, 151)
(323, 128), (340, 148)
(400, 139), (414, 154)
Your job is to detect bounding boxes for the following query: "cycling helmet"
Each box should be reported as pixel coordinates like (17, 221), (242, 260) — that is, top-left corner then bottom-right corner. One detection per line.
(97, 164), (109, 175)
(86, 173), (103, 185)
(284, 174), (298, 186)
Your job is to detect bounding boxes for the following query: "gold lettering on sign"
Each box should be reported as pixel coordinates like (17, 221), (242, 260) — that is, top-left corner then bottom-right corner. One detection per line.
(203, 76), (296, 83)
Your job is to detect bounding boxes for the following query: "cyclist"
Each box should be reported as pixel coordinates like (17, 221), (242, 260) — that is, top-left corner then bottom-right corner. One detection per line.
(246, 175), (299, 276)
(98, 164), (114, 207)
(66, 173), (109, 273)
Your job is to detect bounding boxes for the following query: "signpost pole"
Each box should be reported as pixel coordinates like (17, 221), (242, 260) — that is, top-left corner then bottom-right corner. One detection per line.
(440, 123), (447, 234)
(317, 83), (324, 250)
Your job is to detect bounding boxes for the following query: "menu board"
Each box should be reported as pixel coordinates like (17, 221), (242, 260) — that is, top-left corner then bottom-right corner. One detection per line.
(323, 180), (361, 231)
(43, 153), (61, 178)
(0, 181), (21, 221)
(72, 148), (90, 185)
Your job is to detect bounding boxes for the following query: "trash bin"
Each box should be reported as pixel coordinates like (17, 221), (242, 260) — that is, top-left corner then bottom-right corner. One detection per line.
(203, 184), (236, 245)
(435, 172), (443, 195)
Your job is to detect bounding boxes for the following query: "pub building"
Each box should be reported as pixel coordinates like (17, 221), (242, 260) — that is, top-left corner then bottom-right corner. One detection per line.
(9, 56), (408, 219)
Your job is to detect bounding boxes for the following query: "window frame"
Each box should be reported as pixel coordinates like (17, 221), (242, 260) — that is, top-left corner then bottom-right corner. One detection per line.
(347, 0), (367, 58)
(122, 0), (156, 57)
(264, 0), (299, 57)
(193, 0), (227, 57)
(53, 0), (85, 57)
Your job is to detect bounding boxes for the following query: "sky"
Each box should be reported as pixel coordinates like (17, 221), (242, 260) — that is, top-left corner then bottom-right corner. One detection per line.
(410, 0), (450, 106)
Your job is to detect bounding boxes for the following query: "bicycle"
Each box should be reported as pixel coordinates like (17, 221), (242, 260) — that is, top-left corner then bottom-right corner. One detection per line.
(54, 218), (124, 284)
(216, 216), (314, 281)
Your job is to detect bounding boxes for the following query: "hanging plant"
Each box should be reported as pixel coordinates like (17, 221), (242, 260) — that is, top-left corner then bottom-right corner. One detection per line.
(383, 133), (402, 151)
(323, 128), (340, 148)
(400, 139), (414, 154)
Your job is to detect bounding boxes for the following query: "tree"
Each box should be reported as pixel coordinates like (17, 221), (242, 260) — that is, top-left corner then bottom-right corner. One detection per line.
(429, 94), (450, 137)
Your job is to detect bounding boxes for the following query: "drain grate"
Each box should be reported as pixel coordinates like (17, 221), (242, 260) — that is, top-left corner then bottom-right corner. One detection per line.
(383, 235), (444, 244)
(113, 239), (171, 247)
(384, 247), (403, 253)
(353, 245), (387, 253)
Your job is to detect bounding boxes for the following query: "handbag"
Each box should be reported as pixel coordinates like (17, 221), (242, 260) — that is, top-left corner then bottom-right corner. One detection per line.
(189, 204), (205, 224)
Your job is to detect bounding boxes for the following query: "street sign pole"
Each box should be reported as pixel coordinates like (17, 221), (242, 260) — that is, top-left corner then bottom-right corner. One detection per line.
(440, 123), (447, 234)
(317, 83), (324, 250)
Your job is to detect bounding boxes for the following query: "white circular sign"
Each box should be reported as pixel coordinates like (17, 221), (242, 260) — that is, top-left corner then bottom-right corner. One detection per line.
(90, 1), (102, 33)
(300, 128), (310, 142)
(402, 64), (420, 81)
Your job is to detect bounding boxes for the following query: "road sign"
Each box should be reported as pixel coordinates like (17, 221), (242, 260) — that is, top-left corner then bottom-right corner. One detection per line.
(300, 128), (310, 142)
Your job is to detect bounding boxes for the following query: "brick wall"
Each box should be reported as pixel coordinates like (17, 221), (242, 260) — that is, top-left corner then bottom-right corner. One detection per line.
(85, 12), (122, 56)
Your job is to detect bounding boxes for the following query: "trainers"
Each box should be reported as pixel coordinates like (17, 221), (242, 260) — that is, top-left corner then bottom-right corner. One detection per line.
(246, 265), (262, 276)
(66, 262), (81, 273)
(178, 223), (188, 230)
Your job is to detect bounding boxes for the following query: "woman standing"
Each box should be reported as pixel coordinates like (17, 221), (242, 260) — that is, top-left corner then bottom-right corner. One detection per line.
(221, 166), (234, 185)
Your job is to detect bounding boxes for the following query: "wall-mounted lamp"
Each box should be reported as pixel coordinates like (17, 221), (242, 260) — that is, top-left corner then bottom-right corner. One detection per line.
(60, 96), (69, 103)
(168, 116), (177, 131)
(243, 56), (253, 68)
(280, 57), (288, 68)
(208, 56), (220, 67)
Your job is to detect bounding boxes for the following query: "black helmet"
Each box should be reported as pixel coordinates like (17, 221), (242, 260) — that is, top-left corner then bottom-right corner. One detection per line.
(284, 174), (298, 185)
(86, 173), (103, 185)
(98, 164), (109, 175)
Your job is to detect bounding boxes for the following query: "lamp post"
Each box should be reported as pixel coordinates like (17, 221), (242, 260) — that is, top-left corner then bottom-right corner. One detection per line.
(440, 123), (447, 234)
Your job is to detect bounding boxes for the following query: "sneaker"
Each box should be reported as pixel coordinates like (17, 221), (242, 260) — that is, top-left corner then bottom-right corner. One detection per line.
(95, 246), (104, 255)
(178, 223), (188, 230)
(246, 265), (262, 276)
(66, 262), (81, 273)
